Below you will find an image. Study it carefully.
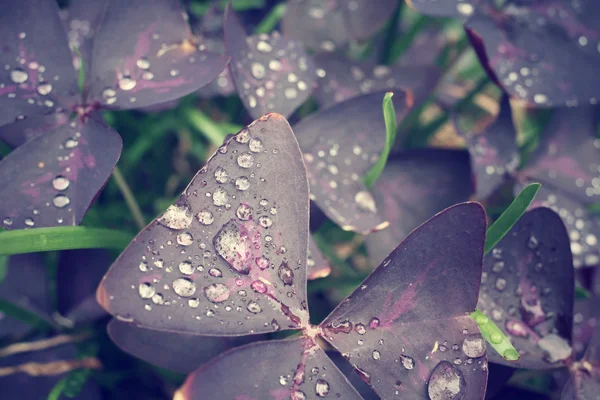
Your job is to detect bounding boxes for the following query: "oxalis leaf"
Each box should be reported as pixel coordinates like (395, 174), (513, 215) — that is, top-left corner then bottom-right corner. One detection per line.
(363, 92), (397, 188)
(0, 227), (134, 256)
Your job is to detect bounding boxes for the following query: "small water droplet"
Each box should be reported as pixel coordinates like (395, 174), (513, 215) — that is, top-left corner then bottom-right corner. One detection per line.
(197, 209), (215, 225)
(315, 379), (330, 397)
(52, 194), (70, 208)
(10, 68), (28, 83)
(213, 187), (229, 206)
(37, 82), (52, 95)
(236, 203), (253, 220)
(249, 137), (264, 152)
(251, 280), (267, 293)
(139, 283), (155, 299)
(278, 261), (294, 285)
(235, 176), (250, 191)
(369, 317), (380, 328)
(259, 215), (273, 228)
(209, 267), (222, 277)
(177, 232), (193, 246)
(179, 261), (194, 275)
(214, 167), (229, 184)
(372, 350), (381, 360)
(52, 175), (70, 191)
(237, 152), (254, 168)
(158, 203), (193, 229)
(255, 256), (269, 270)
(528, 235), (539, 249)
(462, 335), (486, 358)
(118, 75), (137, 90)
(247, 301), (262, 313)
(136, 57), (150, 69)
(355, 323), (366, 335)
(399, 354), (415, 370)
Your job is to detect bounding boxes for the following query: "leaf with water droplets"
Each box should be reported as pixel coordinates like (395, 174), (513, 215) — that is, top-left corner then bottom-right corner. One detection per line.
(321, 203), (488, 399)
(97, 113), (311, 336)
(365, 149), (473, 266)
(520, 106), (600, 206)
(466, 1), (600, 107)
(572, 297), (600, 360)
(0, 254), (53, 337)
(108, 319), (258, 374)
(0, 114), (69, 148)
(294, 91), (414, 234)
(477, 208), (575, 369)
(0, 0), (79, 127)
(282, 0), (398, 51)
(224, 5), (317, 119)
(175, 338), (363, 400)
(0, 116), (122, 230)
(56, 250), (110, 324)
(89, 0), (229, 110)
(459, 95), (520, 199)
(523, 183), (600, 269)
(313, 52), (440, 109)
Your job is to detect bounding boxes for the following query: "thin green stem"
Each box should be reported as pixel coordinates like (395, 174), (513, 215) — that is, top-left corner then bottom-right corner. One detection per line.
(255, 3), (287, 34)
(185, 109), (228, 147)
(0, 226), (134, 256)
(112, 167), (146, 231)
(364, 92), (397, 187)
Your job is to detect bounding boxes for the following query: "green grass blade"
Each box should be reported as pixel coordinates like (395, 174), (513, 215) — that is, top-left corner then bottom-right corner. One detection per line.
(363, 92), (397, 188)
(0, 299), (54, 330)
(0, 227), (134, 256)
(72, 46), (86, 93)
(255, 3), (286, 34)
(471, 309), (520, 361)
(184, 109), (228, 147)
(484, 183), (541, 255)
(189, 0), (265, 15)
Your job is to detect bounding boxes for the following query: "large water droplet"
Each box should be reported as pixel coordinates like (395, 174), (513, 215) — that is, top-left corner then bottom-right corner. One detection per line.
(278, 261), (294, 285)
(249, 137), (264, 152)
(139, 283), (155, 299)
(172, 278), (196, 297)
(213, 187), (229, 206)
(179, 261), (195, 275)
(158, 203), (193, 230)
(538, 334), (572, 363)
(427, 361), (466, 400)
(315, 379), (330, 397)
(462, 335), (486, 358)
(52, 175), (70, 191)
(213, 220), (253, 274)
(10, 68), (28, 83)
(237, 152), (254, 168)
(204, 283), (230, 303)
(53, 194), (70, 208)
(214, 166), (229, 184)
(399, 354), (415, 370)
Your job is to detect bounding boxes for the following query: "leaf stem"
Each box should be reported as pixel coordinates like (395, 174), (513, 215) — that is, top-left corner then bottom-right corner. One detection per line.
(363, 92), (397, 187)
(112, 166), (146, 231)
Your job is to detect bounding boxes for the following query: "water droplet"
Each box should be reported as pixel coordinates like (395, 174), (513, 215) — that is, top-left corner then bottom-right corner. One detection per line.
(139, 283), (155, 299)
(138, 262), (148, 272)
(177, 232), (193, 246)
(235, 176), (250, 191)
(209, 267), (222, 277)
(52, 175), (70, 191)
(251, 280), (267, 293)
(214, 166), (229, 183)
(37, 82), (52, 95)
(291, 390), (306, 400)
(152, 293), (164, 305)
(172, 278), (196, 297)
(255, 256), (269, 270)
(427, 361), (466, 400)
(528, 235), (539, 249)
(495, 278), (507, 291)
(136, 57), (150, 69)
(259, 215), (273, 228)
(213, 187), (229, 206)
(213, 220), (253, 274)
(204, 283), (230, 303)
(492, 261), (504, 273)
(53, 194), (70, 208)
(355, 190), (376, 213)
(237, 152), (254, 168)
(278, 261), (294, 285)
(538, 334), (572, 363)
(251, 62), (265, 79)
(369, 317), (380, 328)
(355, 323), (366, 335)
(10, 68), (28, 83)
(490, 332), (503, 344)
(247, 301), (262, 313)
(462, 335), (486, 358)
(118, 75), (137, 91)
(236, 203), (253, 220)
(372, 350), (381, 360)
(399, 354), (415, 370)
(179, 261), (194, 275)
(188, 298), (200, 308)
(158, 203), (193, 230)
(249, 138), (264, 152)
(315, 379), (330, 397)
(196, 209), (214, 225)
(503, 348), (519, 361)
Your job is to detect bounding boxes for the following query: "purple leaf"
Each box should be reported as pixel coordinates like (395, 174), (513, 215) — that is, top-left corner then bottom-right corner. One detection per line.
(293, 91), (413, 234)
(176, 338), (363, 400)
(0, 113), (69, 148)
(88, 0), (229, 110)
(282, 0), (397, 51)
(0, 254), (53, 338)
(477, 207), (575, 369)
(524, 183), (600, 269)
(465, 1), (600, 107)
(0, 0), (78, 127)
(320, 203), (488, 400)
(0, 115), (122, 230)
(307, 235), (331, 280)
(572, 297), (600, 359)
(107, 319), (257, 374)
(97, 113), (310, 336)
(407, 0), (479, 18)
(365, 149), (474, 266)
(461, 96), (519, 199)
(519, 106), (600, 206)
(56, 249), (111, 324)
(313, 52), (440, 109)
(224, 5), (317, 119)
